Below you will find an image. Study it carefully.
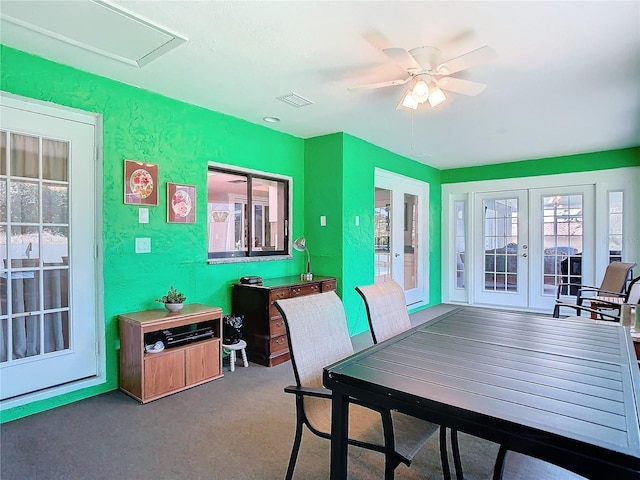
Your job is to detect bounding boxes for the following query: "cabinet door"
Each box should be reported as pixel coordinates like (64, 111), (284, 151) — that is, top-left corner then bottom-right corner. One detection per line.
(144, 350), (185, 399)
(185, 341), (218, 385)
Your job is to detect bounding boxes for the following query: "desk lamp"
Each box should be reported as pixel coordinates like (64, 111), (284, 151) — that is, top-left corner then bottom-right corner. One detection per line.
(293, 236), (313, 280)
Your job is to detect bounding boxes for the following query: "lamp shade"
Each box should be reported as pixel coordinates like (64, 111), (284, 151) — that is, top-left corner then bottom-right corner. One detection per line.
(411, 79), (429, 104)
(293, 237), (306, 251)
(428, 86), (446, 107)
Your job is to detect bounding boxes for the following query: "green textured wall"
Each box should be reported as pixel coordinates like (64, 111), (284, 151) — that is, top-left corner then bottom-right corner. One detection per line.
(0, 45), (306, 422)
(304, 134), (344, 284)
(341, 134), (442, 336)
(441, 147), (640, 183)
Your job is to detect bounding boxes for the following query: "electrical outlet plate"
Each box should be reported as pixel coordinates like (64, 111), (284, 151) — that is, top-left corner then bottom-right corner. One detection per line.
(135, 237), (151, 253)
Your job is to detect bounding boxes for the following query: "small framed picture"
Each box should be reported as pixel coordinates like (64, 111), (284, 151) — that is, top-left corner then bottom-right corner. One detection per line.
(124, 160), (158, 206)
(167, 183), (196, 223)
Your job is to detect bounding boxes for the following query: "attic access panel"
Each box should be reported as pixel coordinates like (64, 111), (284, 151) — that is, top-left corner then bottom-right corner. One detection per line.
(0, 0), (187, 67)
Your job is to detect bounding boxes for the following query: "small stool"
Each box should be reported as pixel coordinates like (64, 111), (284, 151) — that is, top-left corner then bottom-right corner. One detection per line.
(222, 339), (248, 372)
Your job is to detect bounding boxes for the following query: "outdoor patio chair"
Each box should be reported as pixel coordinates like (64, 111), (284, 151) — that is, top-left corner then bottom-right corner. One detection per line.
(355, 280), (463, 480)
(275, 290), (443, 480)
(492, 446), (587, 480)
(553, 261), (636, 318)
(556, 276), (640, 322)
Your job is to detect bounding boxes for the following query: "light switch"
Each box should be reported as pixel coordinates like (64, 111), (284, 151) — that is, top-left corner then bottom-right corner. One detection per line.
(355, 215), (360, 226)
(138, 208), (149, 224)
(135, 237), (151, 253)
(320, 215), (326, 226)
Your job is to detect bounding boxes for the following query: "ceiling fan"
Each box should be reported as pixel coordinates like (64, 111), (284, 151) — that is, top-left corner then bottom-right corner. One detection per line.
(348, 44), (497, 109)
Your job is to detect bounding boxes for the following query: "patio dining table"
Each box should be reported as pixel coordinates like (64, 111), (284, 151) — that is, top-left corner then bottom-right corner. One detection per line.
(323, 306), (640, 479)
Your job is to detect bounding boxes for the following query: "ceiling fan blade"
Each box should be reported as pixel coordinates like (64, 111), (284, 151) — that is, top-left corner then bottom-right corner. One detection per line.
(382, 47), (421, 73)
(435, 77), (487, 96)
(436, 45), (497, 75)
(348, 77), (411, 92)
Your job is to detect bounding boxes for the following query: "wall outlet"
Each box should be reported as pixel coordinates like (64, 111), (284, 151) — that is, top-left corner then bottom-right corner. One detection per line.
(135, 237), (151, 253)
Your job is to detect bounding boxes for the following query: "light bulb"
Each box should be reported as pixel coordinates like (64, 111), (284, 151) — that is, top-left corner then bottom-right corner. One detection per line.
(401, 90), (419, 109)
(428, 87), (446, 107)
(411, 80), (429, 104)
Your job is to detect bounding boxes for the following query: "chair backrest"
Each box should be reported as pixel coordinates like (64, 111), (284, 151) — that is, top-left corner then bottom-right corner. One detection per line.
(355, 280), (411, 344)
(600, 262), (636, 294)
(625, 276), (640, 305)
(274, 291), (353, 390)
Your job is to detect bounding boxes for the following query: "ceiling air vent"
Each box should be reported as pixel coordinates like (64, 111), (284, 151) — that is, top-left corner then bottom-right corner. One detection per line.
(276, 93), (314, 108)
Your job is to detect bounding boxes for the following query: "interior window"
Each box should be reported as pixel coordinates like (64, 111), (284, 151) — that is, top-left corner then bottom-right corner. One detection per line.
(207, 166), (289, 260)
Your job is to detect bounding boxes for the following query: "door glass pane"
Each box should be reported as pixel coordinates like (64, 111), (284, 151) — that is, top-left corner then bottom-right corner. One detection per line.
(374, 188), (391, 283)
(10, 133), (39, 178)
(42, 138), (68, 181)
(609, 192), (623, 262)
(404, 193), (418, 290)
(455, 201), (466, 288)
(1, 131), (71, 364)
(483, 198), (519, 292)
(543, 195), (583, 295)
(10, 180), (39, 223)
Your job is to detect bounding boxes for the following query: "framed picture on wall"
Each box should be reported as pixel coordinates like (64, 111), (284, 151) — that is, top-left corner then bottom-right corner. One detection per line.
(124, 160), (158, 206)
(167, 183), (196, 223)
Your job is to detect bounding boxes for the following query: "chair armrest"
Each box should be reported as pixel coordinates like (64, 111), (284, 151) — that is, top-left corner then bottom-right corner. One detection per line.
(284, 385), (332, 399)
(585, 289), (625, 298)
(284, 384), (389, 415)
(555, 301), (620, 321)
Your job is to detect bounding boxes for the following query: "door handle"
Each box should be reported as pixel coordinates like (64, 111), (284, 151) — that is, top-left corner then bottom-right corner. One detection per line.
(520, 253), (528, 258)
(395, 253), (400, 257)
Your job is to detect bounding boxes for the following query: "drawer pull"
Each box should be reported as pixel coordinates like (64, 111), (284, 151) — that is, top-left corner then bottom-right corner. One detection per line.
(275, 321), (283, 327)
(277, 292), (285, 298)
(276, 338), (285, 345)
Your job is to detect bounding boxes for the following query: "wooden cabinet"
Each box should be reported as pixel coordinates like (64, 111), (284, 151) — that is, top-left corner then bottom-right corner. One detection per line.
(232, 275), (337, 367)
(119, 303), (223, 403)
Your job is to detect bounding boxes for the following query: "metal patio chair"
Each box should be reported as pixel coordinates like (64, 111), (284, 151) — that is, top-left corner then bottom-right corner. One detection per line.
(275, 290), (444, 480)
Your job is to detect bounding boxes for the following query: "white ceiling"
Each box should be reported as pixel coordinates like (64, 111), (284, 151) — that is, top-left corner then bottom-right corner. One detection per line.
(1, 1), (639, 169)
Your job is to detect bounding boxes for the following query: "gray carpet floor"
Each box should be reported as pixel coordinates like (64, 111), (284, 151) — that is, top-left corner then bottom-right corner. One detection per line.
(1, 304), (500, 480)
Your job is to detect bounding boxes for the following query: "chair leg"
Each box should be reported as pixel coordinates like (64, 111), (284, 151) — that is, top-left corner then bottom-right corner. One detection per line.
(552, 304), (560, 318)
(492, 444), (508, 480)
(381, 410), (397, 480)
(439, 427), (452, 480)
(451, 429), (464, 480)
(285, 411), (305, 480)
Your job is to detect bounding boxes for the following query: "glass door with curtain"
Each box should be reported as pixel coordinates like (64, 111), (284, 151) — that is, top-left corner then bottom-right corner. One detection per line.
(473, 191), (529, 307)
(0, 97), (97, 401)
(374, 169), (427, 306)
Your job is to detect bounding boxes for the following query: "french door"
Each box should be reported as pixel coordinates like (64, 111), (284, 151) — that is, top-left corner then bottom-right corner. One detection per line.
(473, 191), (529, 307)
(374, 169), (428, 305)
(472, 186), (594, 310)
(0, 95), (98, 400)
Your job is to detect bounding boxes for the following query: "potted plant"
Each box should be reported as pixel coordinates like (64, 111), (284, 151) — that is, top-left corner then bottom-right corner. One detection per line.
(156, 286), (186, 312)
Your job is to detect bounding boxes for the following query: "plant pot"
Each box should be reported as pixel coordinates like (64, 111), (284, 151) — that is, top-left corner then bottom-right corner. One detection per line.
(165, 303), (184, 312)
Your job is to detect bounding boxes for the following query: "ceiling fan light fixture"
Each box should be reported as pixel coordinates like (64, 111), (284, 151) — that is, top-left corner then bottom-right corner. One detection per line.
(401, 89), (419, 110)
(411, 79), (429, 104)
(428, 87), (446, 107)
